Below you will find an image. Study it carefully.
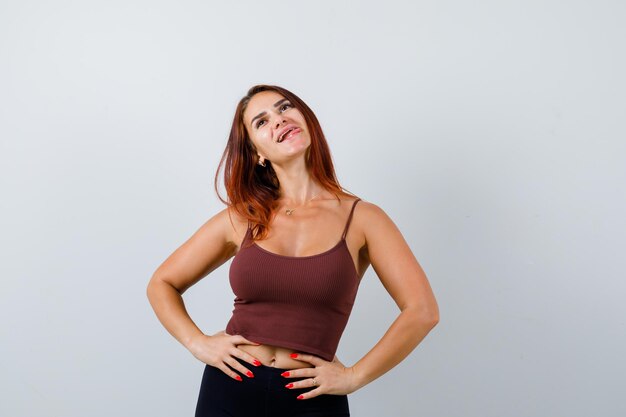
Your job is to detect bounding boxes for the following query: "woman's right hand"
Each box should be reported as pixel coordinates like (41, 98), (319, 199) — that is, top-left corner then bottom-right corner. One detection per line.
(188, 330), (262, 381)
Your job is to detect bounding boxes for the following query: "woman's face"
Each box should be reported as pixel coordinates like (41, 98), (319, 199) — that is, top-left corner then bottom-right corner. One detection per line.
(243, 90), (311, 165)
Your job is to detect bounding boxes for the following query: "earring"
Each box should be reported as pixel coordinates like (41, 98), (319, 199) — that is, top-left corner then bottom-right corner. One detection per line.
(257, 156), (266, 167)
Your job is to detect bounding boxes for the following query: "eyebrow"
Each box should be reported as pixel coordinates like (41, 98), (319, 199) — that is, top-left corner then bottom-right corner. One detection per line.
(250, 98), (290, 127)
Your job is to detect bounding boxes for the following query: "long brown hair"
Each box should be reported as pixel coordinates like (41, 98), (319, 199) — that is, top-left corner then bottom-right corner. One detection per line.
(214, 84), (356, 241)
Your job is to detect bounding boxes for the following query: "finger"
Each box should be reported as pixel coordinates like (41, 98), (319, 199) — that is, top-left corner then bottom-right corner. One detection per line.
(296, 387), (324, 400)
(242, 354), (262, 366)
(231, 349), (263, 367)
(224, 356), (255, 379)
(289, 352), (325, 366)
(284, 376), (319, 390)
(280, 367), (316, 379)
(216, 363), (244, 382)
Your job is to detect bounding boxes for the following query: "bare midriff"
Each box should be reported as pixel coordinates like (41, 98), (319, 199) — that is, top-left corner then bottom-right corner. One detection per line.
(238, 343), (316, 369)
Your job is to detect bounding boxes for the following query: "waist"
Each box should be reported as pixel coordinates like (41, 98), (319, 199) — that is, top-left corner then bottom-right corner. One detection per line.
(238, 343), (316, 370)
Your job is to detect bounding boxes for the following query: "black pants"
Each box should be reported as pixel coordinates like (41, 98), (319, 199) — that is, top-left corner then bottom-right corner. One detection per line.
(195, 357), (350, 417)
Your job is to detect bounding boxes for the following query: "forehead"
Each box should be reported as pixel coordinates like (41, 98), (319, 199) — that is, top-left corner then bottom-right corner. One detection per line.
(244, 91), (287, 123)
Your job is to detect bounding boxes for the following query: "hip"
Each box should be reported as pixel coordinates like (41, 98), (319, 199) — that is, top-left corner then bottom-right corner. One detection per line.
(195, 357), (350, 417)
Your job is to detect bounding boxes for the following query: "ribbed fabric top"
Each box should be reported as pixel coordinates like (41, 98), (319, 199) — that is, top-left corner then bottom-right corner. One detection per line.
(225, 198), (362, 362)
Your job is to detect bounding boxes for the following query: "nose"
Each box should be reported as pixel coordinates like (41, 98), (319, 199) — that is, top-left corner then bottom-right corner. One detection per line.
(271, 116), (286, 139)
(273, 116), (286, 129)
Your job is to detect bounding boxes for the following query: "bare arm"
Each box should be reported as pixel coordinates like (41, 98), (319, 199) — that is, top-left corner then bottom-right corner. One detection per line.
(146, 208), (235, 348)
(146, 208), (262, 380)
(349, 202), (439, 389)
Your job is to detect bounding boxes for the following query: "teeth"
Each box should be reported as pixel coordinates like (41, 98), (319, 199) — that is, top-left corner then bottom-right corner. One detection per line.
(279, 128), (295, 142)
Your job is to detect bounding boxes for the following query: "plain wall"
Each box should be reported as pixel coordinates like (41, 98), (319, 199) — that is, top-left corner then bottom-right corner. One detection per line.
(1, 0), (624, 416)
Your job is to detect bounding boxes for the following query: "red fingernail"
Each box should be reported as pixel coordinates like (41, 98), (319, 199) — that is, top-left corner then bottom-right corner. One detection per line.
(253, 360), (262, 366)
(285, 383), (294, 388)
(235, 375), (242, 381)
(290, 353), (298, 359)
(281, 371), (290, 377)
(297, 395), (304, 400)
(246, 371), (254, 378)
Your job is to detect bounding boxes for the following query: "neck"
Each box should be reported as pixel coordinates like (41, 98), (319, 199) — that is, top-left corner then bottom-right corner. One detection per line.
(272, 162), (324, 205)
(279, 182), (323, 206)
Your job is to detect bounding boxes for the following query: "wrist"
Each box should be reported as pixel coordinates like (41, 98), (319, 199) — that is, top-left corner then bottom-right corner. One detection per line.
(184, 332), (206, 352)
(347, 365), (367, 392)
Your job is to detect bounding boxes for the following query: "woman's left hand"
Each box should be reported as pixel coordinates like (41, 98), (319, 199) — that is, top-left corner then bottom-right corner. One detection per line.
(282, 353), (360, 400)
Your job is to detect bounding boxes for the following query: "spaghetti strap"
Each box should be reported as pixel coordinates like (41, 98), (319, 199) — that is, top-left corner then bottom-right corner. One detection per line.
(341, 198), (361, 240)
(240, 220), (252, 247)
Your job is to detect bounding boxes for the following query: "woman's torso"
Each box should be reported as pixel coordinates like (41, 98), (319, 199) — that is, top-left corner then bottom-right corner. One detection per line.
(228, 196), (368, 369)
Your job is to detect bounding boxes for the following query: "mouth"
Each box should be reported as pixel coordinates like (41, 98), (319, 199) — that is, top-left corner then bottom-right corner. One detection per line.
(277, 127), (302, 143)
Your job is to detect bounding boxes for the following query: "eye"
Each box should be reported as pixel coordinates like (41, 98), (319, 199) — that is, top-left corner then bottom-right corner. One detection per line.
(255, 102), (293, 128)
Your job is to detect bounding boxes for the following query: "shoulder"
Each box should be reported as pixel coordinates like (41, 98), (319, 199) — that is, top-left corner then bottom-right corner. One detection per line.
(222, 207), (250, 246)
(338, 197), (395, 246)
(349, 197), (386, 222)
(202, 206), (249, 248)
(349, 199), (400, 242)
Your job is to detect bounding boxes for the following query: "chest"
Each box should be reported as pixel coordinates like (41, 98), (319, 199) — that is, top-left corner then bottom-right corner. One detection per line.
(229, 243), (360, 305)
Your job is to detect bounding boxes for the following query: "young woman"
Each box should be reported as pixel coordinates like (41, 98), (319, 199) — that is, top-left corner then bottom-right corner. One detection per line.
(146, 84), (439, 417)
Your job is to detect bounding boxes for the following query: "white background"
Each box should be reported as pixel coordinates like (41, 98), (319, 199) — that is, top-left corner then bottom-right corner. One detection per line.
(1, 1), (624, 416)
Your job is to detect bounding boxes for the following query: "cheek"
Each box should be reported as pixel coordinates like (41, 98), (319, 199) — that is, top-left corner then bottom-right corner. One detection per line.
(261, 131), (277, 146)
(250, 132), (273, 153)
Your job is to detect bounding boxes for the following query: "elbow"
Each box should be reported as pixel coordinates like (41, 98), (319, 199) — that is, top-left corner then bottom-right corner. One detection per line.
(423, 298), (440, 327)
(146, 277), (158, 303)
(146, 274), (168, 302)
(147, 274), (183, 299)
(426, 304), (440, 327)
(428, 312), (439, 327)
(410, 306), (439, 328)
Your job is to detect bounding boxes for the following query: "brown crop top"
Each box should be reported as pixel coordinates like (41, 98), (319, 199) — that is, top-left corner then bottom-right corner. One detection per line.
(225, 198), (362, 362)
